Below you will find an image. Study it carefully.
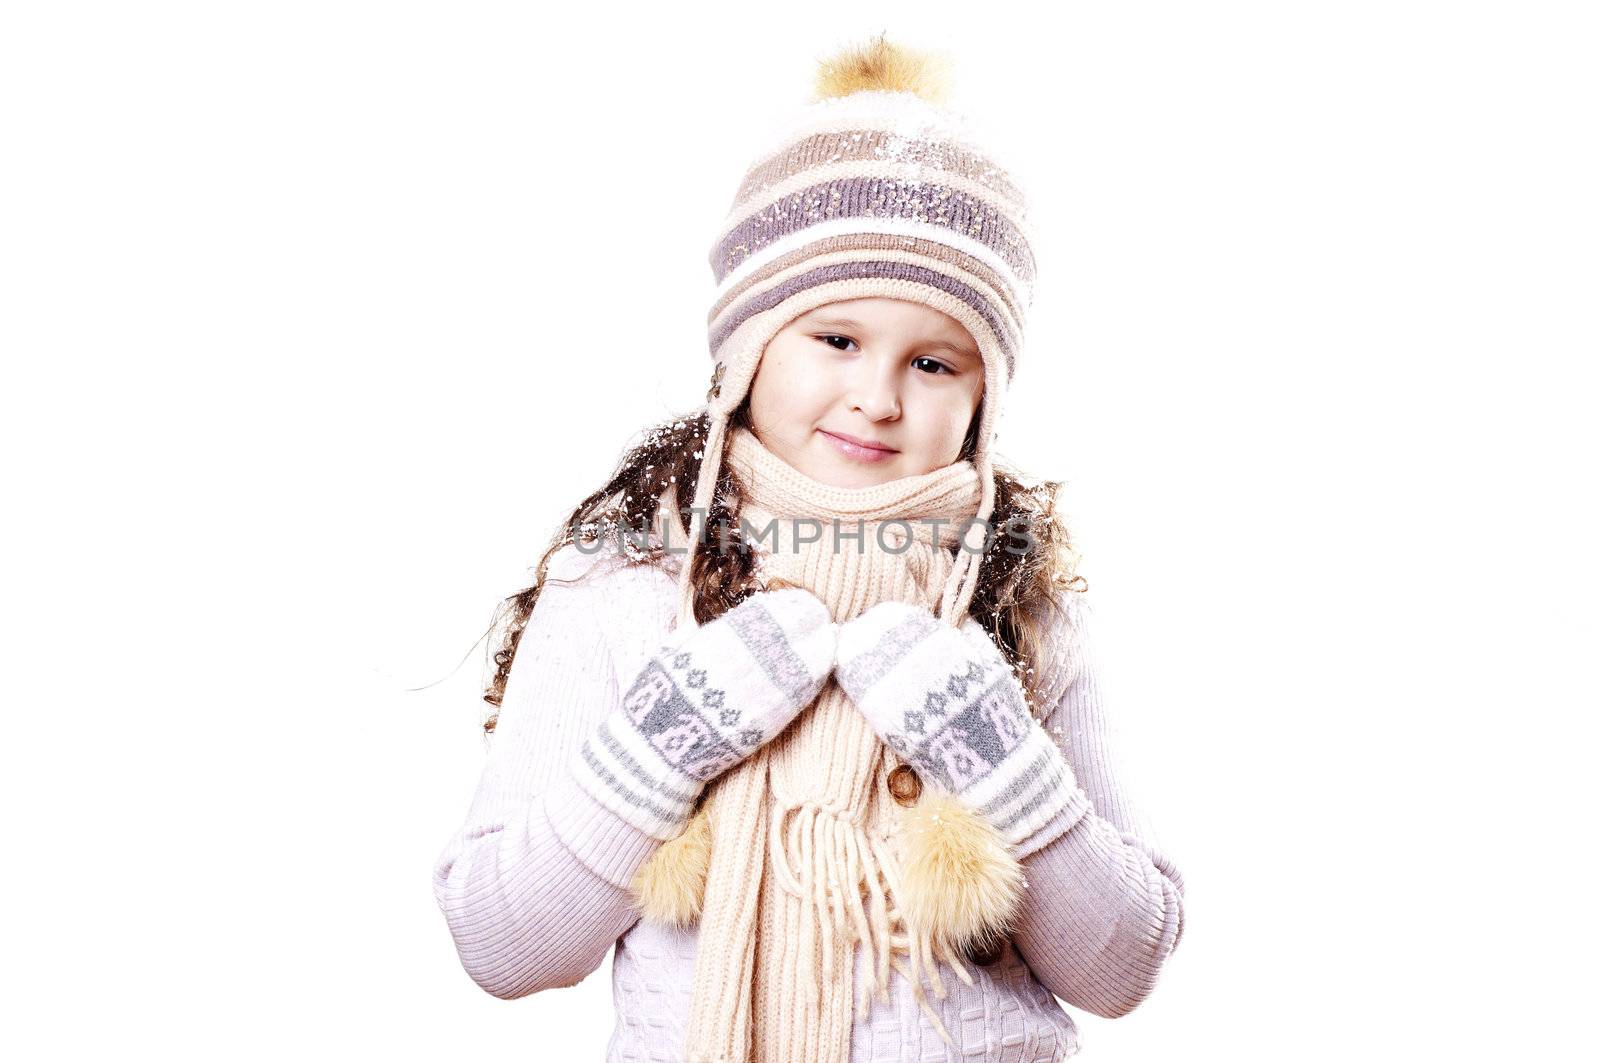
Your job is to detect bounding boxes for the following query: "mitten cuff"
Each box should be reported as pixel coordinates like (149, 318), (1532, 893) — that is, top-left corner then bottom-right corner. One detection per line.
(1006, 775), (1093, 861)
(544, 768), (669, 891)
(959, 724), (1092, 857)
(567, 716), (704, 842)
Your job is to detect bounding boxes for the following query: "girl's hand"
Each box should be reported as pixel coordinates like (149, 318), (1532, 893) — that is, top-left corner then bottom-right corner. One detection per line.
(835, 601), (1079, 850)
(572, 587), (837, 839)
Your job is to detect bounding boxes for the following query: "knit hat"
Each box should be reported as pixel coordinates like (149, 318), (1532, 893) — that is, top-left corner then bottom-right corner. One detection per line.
(676, 34), (1038, 629)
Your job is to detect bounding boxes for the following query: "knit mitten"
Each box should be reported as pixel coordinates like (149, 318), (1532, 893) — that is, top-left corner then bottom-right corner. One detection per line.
(835, 600), (1082, 852)
(571, 586), (837, 841)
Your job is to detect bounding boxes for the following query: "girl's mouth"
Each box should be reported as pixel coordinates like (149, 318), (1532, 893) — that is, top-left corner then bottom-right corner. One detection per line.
(819, 429), (898, 463)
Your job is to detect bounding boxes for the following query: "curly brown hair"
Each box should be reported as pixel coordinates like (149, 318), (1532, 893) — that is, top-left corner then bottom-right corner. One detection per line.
(477, 397), (1087, 737)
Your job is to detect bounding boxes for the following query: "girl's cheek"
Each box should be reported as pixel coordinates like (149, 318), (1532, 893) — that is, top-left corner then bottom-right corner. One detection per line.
(790, 377), (833, 418)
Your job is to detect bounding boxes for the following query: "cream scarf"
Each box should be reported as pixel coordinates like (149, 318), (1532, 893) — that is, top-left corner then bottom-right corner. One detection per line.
(638, 425), (1022, 1063)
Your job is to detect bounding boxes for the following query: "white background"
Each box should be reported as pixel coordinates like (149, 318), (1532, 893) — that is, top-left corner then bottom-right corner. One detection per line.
(4, 2), (1596, 1060)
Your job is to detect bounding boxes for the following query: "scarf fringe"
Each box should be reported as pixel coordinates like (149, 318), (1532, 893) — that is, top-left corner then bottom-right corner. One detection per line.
(635, 770), (1025, 1055)
(769, 793), (970, 1052)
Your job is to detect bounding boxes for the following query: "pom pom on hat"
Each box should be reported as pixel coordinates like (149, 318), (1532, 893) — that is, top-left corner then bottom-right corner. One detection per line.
(812, 31), (954, 105)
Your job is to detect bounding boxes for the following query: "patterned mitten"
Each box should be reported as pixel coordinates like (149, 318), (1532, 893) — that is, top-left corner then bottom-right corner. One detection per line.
(835, 600), (1082, 852)
(571, 587), (837, 840)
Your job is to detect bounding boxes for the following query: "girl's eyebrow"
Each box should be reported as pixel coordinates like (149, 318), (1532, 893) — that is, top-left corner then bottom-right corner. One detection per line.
(805, 315), (979, 360)
(921, 337), (981, 361)
(804, 314), (866, 332)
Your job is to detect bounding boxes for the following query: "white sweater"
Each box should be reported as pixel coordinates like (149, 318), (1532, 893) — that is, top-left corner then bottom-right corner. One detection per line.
(433, 539), (1186, 1061)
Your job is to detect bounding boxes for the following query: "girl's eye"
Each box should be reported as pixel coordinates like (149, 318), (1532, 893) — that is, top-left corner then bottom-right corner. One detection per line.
(814, 335), (952, 375)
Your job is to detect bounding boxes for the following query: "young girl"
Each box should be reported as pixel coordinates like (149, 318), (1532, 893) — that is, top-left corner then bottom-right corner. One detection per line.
(432, 35), (1186, 1063)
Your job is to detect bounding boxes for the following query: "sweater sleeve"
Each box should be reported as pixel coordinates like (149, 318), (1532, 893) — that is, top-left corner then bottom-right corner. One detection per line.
(431, 543), (681, 1000)
(1006, 590), (1187, 1019)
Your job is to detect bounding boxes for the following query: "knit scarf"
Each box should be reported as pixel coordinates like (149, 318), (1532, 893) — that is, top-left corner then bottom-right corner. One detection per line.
(665, 424), (988, 1063)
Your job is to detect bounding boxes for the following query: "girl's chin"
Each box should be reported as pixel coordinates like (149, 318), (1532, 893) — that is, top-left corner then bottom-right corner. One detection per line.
(807, 452), (905, 488)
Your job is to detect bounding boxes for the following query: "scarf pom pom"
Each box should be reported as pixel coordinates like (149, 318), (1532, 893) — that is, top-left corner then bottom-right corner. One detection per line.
(629, 803), (713, 925)
(894, 789), (1025, 956)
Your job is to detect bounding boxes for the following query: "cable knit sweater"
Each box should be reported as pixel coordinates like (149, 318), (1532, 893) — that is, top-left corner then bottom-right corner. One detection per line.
(433, 538), (1186, 1062)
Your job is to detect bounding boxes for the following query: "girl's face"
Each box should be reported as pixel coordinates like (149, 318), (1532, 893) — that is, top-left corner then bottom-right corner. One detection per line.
(746, 297), (984, 488)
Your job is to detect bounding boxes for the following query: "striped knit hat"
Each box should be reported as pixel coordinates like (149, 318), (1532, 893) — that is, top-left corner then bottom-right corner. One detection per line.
(676, 35), (1038, 630)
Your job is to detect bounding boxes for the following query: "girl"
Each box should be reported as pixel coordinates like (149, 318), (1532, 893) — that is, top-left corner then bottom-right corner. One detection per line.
(432, 35), (1186, 1063)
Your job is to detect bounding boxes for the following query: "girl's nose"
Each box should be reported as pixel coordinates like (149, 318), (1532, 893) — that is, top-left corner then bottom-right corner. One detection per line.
(851, 361), (901, 420)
